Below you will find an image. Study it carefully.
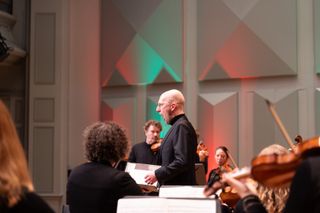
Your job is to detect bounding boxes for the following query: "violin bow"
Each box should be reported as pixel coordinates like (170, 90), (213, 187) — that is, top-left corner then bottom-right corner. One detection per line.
(227, 150), (239, 169)
(265, 99), (296, 151)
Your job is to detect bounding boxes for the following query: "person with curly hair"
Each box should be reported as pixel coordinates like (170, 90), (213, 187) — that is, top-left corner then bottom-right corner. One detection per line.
(67, 121), (142, 213)
(0, 100), (54, 212)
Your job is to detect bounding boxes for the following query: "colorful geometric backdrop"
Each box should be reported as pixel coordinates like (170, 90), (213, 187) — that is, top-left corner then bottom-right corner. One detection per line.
(100, 0), (300, 170)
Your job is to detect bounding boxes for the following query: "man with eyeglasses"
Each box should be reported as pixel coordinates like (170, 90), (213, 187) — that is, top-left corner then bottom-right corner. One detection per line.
(145, 89), (198, 186)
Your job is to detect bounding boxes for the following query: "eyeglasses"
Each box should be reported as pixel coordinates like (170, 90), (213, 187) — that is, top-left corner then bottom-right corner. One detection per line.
(157, 102), (169, 108)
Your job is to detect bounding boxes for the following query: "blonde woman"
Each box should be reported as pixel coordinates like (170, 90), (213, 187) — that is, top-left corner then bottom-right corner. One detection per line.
(0, 100), (53, 212)
(254, 144), (290, 213)
(221, 144), (290, 213)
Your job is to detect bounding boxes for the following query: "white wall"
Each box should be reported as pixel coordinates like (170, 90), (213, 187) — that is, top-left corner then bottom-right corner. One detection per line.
(68, 0), (101, 169)
(29, 0), (100, 211)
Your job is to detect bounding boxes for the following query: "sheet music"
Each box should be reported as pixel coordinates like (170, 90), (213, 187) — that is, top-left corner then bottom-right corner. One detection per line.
(117, 197), (219, 213)
(159, 185), (215, 199)
(125, 162), (161, 190)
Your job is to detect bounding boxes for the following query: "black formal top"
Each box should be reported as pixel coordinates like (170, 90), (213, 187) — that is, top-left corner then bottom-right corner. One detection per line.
(207, 164), (233, 186)
(128, 141), (159, 165)
(207, 168), (222, 186)
(234, 195), (267, 213)
(284, 156), (320, 213)
(67, 162), (143, 213)
(155, 114), (198, 185)
(0, 191), (54, 213)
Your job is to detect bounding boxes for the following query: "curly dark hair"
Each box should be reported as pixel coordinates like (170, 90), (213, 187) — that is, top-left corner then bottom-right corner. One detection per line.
(83, 121), (128, 164)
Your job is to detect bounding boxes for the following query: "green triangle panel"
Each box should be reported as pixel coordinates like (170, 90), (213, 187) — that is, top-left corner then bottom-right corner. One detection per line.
(116, 35), (179, 85)
(139, 0), (182, 81)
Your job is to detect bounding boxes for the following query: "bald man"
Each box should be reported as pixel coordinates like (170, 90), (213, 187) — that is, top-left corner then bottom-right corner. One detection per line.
(145, 89), (198, 186)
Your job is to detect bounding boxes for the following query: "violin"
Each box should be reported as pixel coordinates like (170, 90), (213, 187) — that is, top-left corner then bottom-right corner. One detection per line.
(219, 186), (240, 208)
(150, 138), (162, 152)
(295, 135), (303, 144)
(231, 99), (320, 188)
(197, 142), (209, 161)
(210, 150), (240, 208)
(204, 100), (320, 200)
(206, 135), (320, 193)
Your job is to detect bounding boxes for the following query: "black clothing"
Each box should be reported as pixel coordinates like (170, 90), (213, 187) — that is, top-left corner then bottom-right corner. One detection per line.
(234, 195), (267, 213)
(207, 168), (221, 186)
(0, 191), (54, 213)
(128, 141), (158, 165)
(284, 156), (320, 213)
(155, 114), (198, 185)
(200, 157), (208, 174)
(67, 162), (143, 213)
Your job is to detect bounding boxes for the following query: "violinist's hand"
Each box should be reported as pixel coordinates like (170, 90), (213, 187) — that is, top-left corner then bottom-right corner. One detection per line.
(199, 150), (209, 162)
(203, 181), (224, 197)
(221, 172), (255, 198)
(144, 172), (157, 185)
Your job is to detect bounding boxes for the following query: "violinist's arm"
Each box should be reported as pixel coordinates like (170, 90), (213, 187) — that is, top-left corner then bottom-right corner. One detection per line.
(221, 173), (254, 198)
(222, 173), (267, 213)
(203, 172), (253, 198)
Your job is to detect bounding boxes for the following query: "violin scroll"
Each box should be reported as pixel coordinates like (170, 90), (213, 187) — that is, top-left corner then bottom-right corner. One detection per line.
(197, 142), (209, 161)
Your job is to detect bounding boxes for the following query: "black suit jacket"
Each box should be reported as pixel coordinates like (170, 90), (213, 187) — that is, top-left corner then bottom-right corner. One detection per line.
(155, 114), (198, 185)
(67, 162), (142, 213)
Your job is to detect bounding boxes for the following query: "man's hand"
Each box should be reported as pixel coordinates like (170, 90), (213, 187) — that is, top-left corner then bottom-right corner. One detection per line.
(145, 172), (157, 185)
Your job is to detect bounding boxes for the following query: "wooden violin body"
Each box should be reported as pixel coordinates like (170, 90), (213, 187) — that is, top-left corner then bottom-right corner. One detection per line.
(250, 152), (301, 187)
(150, 139), (162, 152)
(204, 136), (320, 203)
(251, 136), (320, 187)
(220, 187), (240, 208)
(205, 100), (320, 204)
(222, 136), (320, 188)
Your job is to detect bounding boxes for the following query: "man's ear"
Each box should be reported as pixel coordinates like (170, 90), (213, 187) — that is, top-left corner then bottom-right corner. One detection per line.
(170, 103), (176, 112)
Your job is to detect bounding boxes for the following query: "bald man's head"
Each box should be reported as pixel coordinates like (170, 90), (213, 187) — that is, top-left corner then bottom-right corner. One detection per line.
(160, 89), (185, 107)
(156, 89), (185, 124)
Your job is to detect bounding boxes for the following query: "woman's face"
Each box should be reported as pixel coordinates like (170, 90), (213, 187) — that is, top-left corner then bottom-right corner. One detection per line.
(215, 148), (228, 166)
